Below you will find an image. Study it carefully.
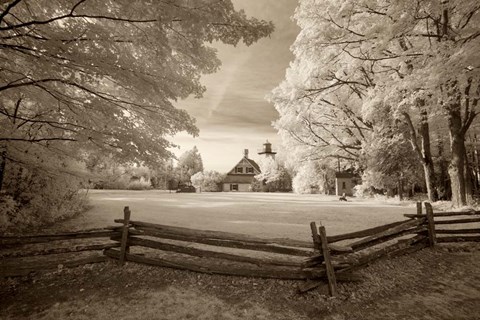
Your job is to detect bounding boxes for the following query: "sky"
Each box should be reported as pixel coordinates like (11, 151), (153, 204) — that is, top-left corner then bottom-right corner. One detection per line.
(171, 0), (300, 172)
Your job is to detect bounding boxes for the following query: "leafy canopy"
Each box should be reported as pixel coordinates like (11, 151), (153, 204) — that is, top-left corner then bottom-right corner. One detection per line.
(0, 0), (274, 171)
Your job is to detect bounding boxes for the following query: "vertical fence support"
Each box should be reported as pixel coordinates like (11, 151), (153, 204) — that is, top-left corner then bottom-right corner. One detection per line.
(310, 222), (321, 252)
(424, 202), (437, 247)
(416, 202), (422, 215)
(119, 206), (131, 265)
(318, 225), (337, 297)
(310, 222), (337, 296)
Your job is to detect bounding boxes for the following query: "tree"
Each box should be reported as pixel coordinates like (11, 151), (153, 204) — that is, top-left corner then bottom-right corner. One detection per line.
(176, 146), (203, 185)
(273, 0), (480, 207)
(0, 1), (274, 230)
(253, 157), (292, 192)
(360, 131), (425, 199)
(362, 90), (440, 201)
(0, 0), (274, 190)
(292, 161), (334, 194)
(190, 170), (225, 192)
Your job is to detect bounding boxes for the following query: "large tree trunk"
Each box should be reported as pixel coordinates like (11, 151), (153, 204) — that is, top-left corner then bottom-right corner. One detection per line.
(448, 107), (467, 207)
(437, 139), (450, 200)
(422, 160), (437, 202)
(403, 109), (437, 202)
(418, 110), (438, 202)
(464, 146), (474, 204)
(397, 178), (403, 201)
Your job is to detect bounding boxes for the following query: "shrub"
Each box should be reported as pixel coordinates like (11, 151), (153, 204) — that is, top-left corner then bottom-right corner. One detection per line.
(191, 171), (225, 192)
(127, 177), (152, 190)
(91, 165), (153, 190)
(0, 164), (89, 233)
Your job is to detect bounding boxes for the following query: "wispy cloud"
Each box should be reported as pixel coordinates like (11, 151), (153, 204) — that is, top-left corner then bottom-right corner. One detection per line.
(172, 0), (299, 171)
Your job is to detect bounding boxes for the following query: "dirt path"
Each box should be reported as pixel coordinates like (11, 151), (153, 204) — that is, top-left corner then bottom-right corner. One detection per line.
(1, 243), (479, 320)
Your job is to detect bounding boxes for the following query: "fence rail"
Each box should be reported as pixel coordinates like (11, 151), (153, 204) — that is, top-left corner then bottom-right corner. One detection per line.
(0, 227), (119, 277)
(1, 202), (479, 296)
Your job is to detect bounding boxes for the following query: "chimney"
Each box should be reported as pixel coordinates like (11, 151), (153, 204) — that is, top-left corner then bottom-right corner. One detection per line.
(244, 149), (249, 158)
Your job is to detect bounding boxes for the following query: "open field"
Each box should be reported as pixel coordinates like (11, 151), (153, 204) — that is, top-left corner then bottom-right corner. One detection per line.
(3, 191), (480, 319)
(55, 190), (417, 241)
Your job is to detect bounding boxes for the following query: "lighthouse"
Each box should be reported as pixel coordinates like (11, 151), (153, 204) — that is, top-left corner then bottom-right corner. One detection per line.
(258, 140), (277, 159)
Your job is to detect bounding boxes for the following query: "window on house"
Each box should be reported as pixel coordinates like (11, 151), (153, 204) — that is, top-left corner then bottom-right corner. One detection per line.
(246, 167), (254, 173)
(230, 184), (238, 191)
(342, 181), (346, 189)
(236, 167), (243, 173)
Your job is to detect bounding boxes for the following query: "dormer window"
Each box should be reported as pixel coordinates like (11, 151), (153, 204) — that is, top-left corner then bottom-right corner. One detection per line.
(236, 167), (243, 173)
(246, 167), (254, 173)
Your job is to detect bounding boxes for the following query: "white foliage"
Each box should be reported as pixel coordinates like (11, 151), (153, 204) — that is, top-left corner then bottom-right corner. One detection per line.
(292, 161), (329, 194)
(190, 171), (225, 192)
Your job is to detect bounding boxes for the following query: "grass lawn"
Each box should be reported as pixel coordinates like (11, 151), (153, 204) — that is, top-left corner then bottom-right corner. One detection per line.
(2, 191), (480, 320)
(56, 190), (417, 241)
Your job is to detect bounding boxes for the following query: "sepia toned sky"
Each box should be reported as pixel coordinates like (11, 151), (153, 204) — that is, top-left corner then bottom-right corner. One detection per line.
(171, 0), (300, 172)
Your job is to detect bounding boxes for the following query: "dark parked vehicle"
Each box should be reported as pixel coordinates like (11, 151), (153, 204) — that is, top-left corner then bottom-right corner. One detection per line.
(176, 185), (196, 193)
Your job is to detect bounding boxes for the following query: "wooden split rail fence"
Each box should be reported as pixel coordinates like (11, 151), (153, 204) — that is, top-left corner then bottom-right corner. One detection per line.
(0, 228), (121, 276)
(1, 203), (479, 297)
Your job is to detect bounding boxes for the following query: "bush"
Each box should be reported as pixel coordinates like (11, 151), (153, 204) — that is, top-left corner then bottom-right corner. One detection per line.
(127, 177), (152, 190)
(191, 171), (224, 192)
(0, 164), (89, 233)
(91, 165), (153, 190)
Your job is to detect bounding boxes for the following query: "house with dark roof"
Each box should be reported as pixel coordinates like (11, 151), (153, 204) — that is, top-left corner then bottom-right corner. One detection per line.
(335, 172), (360, 196)
(222, 149), (261, 192)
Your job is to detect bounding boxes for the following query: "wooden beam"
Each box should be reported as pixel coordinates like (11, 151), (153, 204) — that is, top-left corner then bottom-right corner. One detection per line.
(115, 219), (314, 249)
(349, 218), (426, 251)
(424, 202), (437, 247)
(105, 248), (317, 280)
(125, 236), (303, 267)
(434, 217), (480, 224)
(310, 222), (321, 252)
(318, 225), (337, 297)
(119, 206), (131, 265)
(0, 230), (120, 246)
(431, 211), (479, 217)
(350, 226), (426, 251)
(340, 235), (427, 272)
(297, 272), (363, 294)
(404, 214), (424, 218)
(436, 236), (480, 243)
(118, 220), (352, 253)
(436, 229), (480, 234)
(327, 220), (407, 243)
(129, 227), (312, 257)
(302, 253), (358, 269)
(417, 202), (422, 215)
(0, 243), (119, 258)
(405, 210), (480, 219)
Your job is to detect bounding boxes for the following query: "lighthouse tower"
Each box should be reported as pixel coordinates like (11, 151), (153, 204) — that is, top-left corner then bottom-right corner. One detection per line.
(258, 140), (277, 159)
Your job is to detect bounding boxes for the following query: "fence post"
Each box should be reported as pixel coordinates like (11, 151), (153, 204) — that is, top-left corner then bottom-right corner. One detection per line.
(119, 206), (131, 265)
(309, 222), (337, 296)
(424, 202), (437, 247)
(310, 222), (321, 252)
(318, 225), (337, 297)
(416, 202), (422, 215)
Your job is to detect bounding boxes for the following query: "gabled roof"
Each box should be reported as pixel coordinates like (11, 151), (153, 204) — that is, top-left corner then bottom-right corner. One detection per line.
(247, 158), (261, 172)
(226, 157), (261, 175)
